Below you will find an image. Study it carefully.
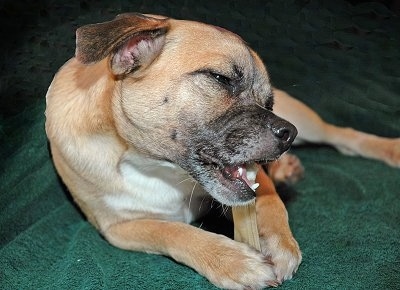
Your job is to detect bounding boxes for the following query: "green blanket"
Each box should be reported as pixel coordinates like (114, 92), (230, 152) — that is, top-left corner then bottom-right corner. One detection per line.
(1, 0), (399, 289)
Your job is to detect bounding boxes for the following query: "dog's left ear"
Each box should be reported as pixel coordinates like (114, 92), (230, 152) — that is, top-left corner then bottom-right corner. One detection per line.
(75, 13), (169, 75)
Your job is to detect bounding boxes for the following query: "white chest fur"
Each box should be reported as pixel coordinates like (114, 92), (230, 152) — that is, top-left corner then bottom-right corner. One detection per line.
(103, 153), (210, 223)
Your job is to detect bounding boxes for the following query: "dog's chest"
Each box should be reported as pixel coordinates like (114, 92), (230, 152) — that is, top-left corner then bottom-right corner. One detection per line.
(104, 155), (210, 223)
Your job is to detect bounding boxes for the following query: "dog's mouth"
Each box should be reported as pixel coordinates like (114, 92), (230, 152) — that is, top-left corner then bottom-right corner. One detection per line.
(221, 163), (262, 193)
(195, 152), (275, 206)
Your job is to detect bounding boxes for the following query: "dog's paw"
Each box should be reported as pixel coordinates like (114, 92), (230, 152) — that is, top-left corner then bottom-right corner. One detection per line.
(268, 153), (304, 185)
(383, 138), (400, 167)
(259, 234), (302, 284)
(198, 236), (279, 289)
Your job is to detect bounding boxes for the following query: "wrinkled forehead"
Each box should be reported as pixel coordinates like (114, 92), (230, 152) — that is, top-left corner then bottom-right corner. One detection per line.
(165, 19), (255, 69)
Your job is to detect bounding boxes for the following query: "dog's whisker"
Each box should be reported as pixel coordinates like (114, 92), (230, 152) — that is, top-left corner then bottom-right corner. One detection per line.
(176, 177), (195, 185)
(255, 102), (269, 111)
(198, 195), (207, 213)
(188, 181), (198, 211)
(210, 198), (216, 209)
(215, 202), (227, 218)
(221, 204), (230, 217)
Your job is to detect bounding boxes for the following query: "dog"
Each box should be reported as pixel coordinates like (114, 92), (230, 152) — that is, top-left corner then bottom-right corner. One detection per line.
(45, 13), (400, 289)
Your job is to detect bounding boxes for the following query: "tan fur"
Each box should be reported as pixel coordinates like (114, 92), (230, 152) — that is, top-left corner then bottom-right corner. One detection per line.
(255, 166), (301, 283)
(46, 13), (399, 289)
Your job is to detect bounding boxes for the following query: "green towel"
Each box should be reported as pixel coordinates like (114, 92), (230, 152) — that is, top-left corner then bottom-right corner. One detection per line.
(1, 0), (399, 289)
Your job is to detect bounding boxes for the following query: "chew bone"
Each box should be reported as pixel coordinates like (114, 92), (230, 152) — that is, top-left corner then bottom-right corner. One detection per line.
(232, 165), (278, 251)
(232, 164), (266, 251)
(232, 199), (261, 251)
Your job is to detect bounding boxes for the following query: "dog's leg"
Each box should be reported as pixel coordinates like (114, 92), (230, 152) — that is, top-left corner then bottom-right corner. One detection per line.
(255, 166), (302, 284)
(273, 89), (400, 167)
(103, 219), (279, 289)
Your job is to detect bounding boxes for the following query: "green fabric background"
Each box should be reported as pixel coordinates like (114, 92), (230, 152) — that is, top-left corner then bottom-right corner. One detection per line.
(1, 0), (399, 289)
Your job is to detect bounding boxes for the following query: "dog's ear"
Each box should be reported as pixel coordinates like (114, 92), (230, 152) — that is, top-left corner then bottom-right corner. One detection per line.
(75, 13), (169, 75)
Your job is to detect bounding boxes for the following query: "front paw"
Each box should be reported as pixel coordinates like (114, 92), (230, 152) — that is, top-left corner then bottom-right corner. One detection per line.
(197, 235), (279, 289)
(260, 234), (302, 283)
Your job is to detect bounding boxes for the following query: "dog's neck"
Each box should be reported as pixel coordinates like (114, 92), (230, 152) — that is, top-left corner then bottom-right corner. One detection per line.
(109, 152), (210, 223)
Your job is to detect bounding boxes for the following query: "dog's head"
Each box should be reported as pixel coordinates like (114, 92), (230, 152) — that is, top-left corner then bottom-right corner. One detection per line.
(76, 13), (297, 206)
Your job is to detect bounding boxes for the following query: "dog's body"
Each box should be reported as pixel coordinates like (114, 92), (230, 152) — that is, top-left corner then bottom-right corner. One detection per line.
(45, 13), (400, 289)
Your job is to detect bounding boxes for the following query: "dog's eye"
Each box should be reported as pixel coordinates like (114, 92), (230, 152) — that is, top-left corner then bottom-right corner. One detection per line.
(210, 72), (232, 86)
(209, 72), (236, 93)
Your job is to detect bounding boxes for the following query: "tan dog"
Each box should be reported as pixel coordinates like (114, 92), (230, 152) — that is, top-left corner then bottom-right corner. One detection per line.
(45, 13), (400, 289)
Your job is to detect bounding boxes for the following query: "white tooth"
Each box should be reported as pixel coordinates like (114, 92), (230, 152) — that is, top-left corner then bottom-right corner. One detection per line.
(238, 167), (243, 176)
(251, 183), (260, 191)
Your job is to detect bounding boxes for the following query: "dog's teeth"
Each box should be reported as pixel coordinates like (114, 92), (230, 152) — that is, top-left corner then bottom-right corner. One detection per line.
(251, 183), (260, 191)
(238, 167), (243, 176)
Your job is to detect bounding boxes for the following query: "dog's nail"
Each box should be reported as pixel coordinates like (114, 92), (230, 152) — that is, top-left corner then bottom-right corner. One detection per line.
(251, 183), (259, 191)
(266, 280), (279, 287)
(275, 275), (284, 284)
(263, 255), (274, 266)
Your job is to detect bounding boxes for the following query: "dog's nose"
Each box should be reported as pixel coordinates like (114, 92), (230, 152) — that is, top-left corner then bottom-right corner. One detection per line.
(271, 120), (297, 152)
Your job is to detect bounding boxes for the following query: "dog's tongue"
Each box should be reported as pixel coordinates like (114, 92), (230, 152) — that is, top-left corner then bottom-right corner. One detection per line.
(223, 165), (259, 191)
